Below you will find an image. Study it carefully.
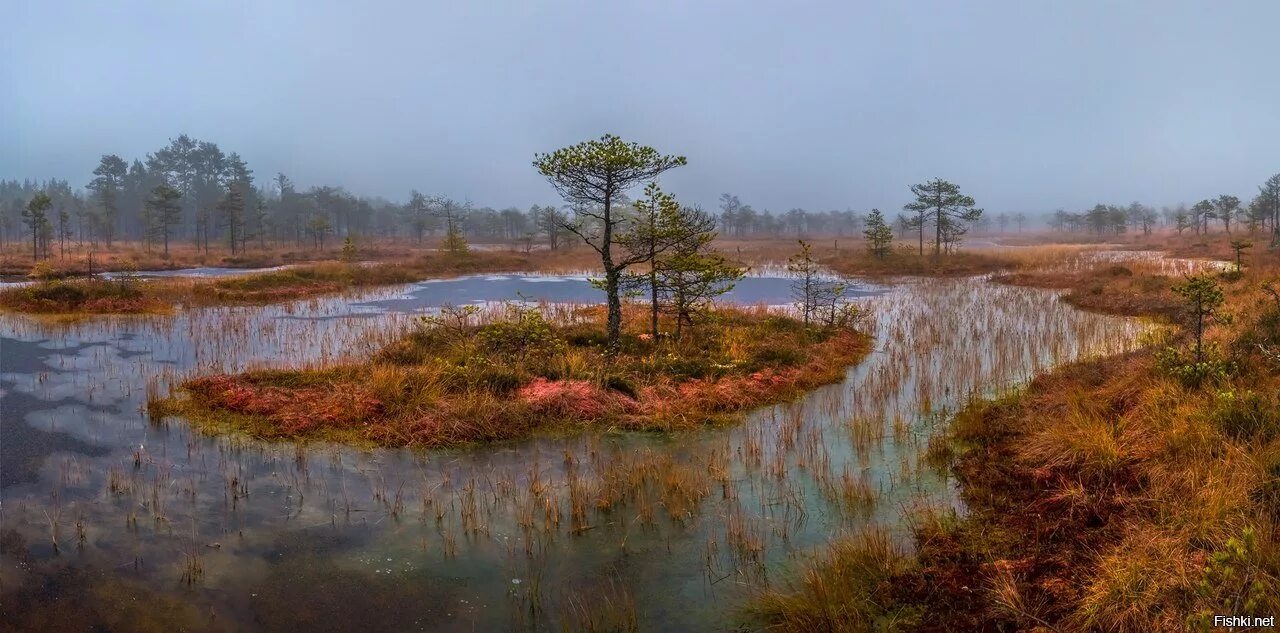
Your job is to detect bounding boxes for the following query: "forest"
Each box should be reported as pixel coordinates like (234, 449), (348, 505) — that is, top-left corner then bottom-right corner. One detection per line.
(7, 134), (1278, 265)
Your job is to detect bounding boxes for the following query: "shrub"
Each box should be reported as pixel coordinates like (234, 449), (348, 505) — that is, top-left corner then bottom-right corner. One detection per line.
(1187, 528), (1279, 631)
(1156, 344), (1230, 387)
(1210, 390), (1280, 443)
(475, 306), (564, 362)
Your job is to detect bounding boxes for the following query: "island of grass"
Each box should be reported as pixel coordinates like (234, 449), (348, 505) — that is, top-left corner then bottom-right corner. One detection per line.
(151, 305), (872, 448)
(0, 275), (173, 315)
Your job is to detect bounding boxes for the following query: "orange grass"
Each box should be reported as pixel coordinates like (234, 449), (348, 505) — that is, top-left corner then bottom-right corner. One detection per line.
(151, 305), (872, 447)
(749, 247), (1280, 632)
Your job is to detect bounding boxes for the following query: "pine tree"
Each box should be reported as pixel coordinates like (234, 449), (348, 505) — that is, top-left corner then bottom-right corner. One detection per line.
(341, 236), (357, 262)
(87, 155), (127, 248)
(1191, 200), (1215, 234)
(57, 206), (72, 258)
(903, 179), (981, 259)
(862, 208), (893, 258)
(620, 182), (687, 338)
(145, 184), (183, 257)
(788, 240), (822, 327)
(1172, 275), (1224, 366)
(218, 186), (246, 255)
(534, 134), (687, 354)
(652, 206), (743, 339)
(1214, 195), (1241, 234)
(437, 198), (469, 254)
(21, 192), (52, 261)
(307, 214), (332, 250)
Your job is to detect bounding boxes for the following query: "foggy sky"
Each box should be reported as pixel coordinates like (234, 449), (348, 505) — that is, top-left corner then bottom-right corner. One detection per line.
(3, 1), (1278, 214)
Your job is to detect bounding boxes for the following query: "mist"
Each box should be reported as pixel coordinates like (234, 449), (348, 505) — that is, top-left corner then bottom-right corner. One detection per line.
(3, 1), (1279, 214)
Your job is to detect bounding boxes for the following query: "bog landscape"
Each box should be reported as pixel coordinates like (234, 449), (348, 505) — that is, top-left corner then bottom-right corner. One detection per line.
(3, 4), (1278, 632)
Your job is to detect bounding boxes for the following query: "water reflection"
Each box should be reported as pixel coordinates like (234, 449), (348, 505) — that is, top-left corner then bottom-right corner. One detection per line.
(0, 274), (1149, 631)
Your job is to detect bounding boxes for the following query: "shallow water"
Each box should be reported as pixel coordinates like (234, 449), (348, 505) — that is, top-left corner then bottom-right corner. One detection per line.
(0, 273), (1149, 631)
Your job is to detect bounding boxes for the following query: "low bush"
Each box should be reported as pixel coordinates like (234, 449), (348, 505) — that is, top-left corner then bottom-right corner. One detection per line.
(1210, 389), (1280, 444)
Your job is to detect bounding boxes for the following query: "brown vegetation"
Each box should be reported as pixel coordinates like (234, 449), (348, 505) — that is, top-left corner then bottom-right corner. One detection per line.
(0, 276), (170, 315)
(151, 305), (872, 447)
(994, 263), (1184, 318)
(0, 248), (599, 315)
(749, 248), (1280, 632)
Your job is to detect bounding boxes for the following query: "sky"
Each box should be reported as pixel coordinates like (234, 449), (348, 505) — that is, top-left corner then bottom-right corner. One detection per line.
(3, 1), (1278, 215)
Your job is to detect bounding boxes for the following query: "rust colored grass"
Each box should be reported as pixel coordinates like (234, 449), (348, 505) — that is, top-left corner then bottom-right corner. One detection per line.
(153, 306), (873, 448)
(750, 247), (1280, 632)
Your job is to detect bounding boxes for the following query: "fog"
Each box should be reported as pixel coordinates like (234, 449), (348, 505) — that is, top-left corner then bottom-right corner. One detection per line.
(3, 1), (1278, 213)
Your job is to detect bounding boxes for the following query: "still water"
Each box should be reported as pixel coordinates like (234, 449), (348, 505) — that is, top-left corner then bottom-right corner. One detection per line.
(0, 272), (1147, 631)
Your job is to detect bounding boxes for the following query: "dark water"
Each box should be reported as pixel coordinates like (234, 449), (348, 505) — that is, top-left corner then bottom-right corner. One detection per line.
(0, 273), (1147, 631)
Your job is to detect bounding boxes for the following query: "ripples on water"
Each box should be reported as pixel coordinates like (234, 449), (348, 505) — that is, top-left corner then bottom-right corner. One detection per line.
(0, 273), (1150, 631)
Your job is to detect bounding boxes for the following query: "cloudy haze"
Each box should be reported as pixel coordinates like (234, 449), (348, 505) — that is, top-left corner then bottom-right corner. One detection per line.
(3, 1), (1278, 214)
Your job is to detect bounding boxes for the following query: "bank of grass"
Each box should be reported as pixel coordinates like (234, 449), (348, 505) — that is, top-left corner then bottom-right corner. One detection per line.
(151, 305), (872, 448)
(0, 276), (172, 315)
(720, 237), (1114, 279)
(748, 253), (1280, 632)
(0, 250), (586, 315)
(824, 247), (1019, 278)
(994, 262), (1185, 317)
(713, 239), (1018, 277)
(0, 241), (340, 277)
(0, 239), (502, 277)
(188, 251), (536, 303)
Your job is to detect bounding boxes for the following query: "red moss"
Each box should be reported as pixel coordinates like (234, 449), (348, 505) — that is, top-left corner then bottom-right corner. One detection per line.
(185, 375), (382, 436)
(517, 378), (637, 419)
(163, 321), (872, 447)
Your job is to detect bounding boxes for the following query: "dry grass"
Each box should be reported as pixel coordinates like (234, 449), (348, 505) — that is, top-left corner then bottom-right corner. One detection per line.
(187, 252), (535, 303)
(0, 238), (606, 278)
(746, 528), (917, 632)
(994, 264), (1182, 317)
(0, 240), (329, 277)
(748, 246), (1280, 631)
(0, 276), (171, 315)
(0, 249), (600, 315)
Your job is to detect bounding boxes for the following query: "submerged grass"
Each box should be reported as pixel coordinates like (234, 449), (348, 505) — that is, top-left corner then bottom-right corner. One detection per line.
(747, 245), (1280, 631)
(152, 304), (872, 447)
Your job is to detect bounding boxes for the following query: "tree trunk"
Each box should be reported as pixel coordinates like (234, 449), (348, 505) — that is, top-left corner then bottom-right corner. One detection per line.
(1195, 300), (1204, 364)
(917, 217), (923, 256)
(933, 192), (943, 260)
(604, 266), (622, 355)
(649, 267), (659, 339)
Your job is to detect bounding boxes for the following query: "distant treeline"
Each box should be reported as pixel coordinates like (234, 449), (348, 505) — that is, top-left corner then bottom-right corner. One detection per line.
(1045, 184), (1280, 238)
(2, 135), (1278, 256)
